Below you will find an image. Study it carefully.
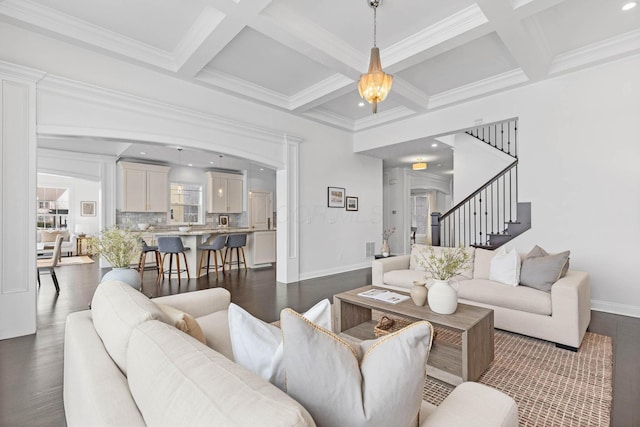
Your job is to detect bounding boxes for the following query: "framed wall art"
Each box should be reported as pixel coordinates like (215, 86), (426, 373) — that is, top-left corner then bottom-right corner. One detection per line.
(219, 215), (229, 227)
(80, 201), (96, 217)
(346, 196), (358, 211)
(327, 187), (345, 208)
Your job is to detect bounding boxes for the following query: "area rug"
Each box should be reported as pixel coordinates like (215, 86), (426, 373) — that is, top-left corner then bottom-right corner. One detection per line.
(58, 256), (95, 265)
(423, 327), (613, 426)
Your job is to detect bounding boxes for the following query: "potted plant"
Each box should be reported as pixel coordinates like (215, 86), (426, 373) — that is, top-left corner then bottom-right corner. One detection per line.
(417, 246), (471, 314)
(381, 227), (395, 257)
(88, 227), (143, 289)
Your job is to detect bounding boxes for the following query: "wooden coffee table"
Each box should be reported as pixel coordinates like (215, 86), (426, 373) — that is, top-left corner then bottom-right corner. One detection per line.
(333, 285), (494, 386)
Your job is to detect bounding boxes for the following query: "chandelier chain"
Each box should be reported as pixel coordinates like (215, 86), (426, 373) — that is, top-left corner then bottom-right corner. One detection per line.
(373, 6), (377, 47)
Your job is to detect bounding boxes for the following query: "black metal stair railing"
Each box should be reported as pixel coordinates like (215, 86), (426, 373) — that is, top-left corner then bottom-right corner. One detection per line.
(432, 118), (529, 249)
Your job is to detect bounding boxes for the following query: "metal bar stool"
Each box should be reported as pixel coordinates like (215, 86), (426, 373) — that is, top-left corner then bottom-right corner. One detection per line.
(197, 234), (227, 279)
(157, 236), (190, 284)
(137, 240), (161, 280)
(224, 233), (247, 271)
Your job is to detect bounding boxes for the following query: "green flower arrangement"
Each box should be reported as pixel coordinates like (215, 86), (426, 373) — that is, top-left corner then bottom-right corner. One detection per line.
(88, 227), (142, 268)
(418, 246), (471, 281)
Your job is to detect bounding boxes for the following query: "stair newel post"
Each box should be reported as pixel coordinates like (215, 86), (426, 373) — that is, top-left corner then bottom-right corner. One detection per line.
(431, 212), (441, 246)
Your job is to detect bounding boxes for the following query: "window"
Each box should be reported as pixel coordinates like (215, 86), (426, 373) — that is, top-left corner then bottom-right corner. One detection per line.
(37, 187), (69, 229)
(169, 183), (202, 224)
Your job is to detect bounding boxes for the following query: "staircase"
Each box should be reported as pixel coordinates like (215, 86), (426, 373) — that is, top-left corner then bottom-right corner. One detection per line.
(432, 119), (531, 249)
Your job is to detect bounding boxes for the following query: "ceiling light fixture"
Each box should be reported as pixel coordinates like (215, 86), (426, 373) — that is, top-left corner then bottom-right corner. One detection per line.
(622, 1), (636, 10)
(177, 148), (183, 195)
(412, 158), (427, 170)
(431, 143), (438, 147)
(358, 0), (393, 114)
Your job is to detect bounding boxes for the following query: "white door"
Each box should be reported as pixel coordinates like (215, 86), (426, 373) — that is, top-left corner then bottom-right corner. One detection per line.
(250, 191), (272, 229)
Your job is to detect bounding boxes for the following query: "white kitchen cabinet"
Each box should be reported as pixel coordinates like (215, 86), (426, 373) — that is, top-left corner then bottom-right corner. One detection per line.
(119, 161), (170, 212)
(207, 171), (244, 213)
(247, 230), (276, 267)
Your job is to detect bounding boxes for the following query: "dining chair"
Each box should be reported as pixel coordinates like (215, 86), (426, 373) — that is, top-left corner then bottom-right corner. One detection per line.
(37, 234), (63, 294)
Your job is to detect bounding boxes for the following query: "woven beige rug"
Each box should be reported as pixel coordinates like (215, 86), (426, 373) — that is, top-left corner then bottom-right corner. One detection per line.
(424, 327), (613, 426)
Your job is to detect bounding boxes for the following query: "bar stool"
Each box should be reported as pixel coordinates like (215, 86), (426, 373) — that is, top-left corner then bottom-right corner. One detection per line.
(197, 235), (227, 279)
(137, 240), (161, 280)
(224, 233), (247, 271)
(157, 236), (190, 284)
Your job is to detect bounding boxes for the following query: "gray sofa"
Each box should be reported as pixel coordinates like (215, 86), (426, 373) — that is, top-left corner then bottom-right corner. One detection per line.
(372, 245), (591, 350)
(64, 280), (518, 426)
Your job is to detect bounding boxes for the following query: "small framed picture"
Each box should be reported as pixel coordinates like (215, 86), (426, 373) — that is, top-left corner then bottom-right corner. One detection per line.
(80, 201), (96, 217)
(327, 187), (345, 208)
(219, 215), (229, 227)
(346, 196), (358, 211)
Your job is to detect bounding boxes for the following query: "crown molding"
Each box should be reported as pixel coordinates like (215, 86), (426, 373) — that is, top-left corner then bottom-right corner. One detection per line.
(549, 29), (640, 75)
(428, 68), (528, 109)
(0, 60), (46, 82)
(37, 75), (303, 146)
(195, 68), (290, 109)
(353, 106), (417, 132)
(0, 0), (176, 70)
(173, 7), (227, 69)
(383, 4), (489, 67)
(302, 108), (355, 131)
(289, 74), (353, 110)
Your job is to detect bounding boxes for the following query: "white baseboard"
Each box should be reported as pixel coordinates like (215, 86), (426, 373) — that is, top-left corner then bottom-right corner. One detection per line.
(298, 261), (371, 282)
(591, 299), (640, 318)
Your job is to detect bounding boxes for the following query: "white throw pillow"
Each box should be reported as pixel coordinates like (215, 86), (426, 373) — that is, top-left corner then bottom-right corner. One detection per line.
(228, 299), (331, 390)
(280, 308), (433, 427)
(489, 247), (521, 286)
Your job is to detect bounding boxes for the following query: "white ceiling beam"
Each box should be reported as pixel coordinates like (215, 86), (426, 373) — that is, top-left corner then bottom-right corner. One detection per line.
(511, 0), (566, 19)
(476, 0), (551, 81)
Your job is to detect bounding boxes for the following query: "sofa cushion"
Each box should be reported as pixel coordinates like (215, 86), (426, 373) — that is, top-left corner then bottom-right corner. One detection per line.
(383, 269), (427, 290)
(228, 299), (331, 390)
(91, 280), (169, 375)
(409, 245), (475, 279)
(196, 310), (234, 361)
(489, 247), (521, 286)
(473, 248), (495, 279)
(281, 308), (432, 427)
(156, 303), (206, 344)
(127, 320), (315, 427)
(520, 246), (570, 292)
(458, 279), (552, 315)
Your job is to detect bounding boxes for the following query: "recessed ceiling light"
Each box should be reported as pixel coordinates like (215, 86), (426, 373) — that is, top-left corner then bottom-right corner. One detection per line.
(140, 151), (146, 155)
(622, 1), (636, 10)
(209, 161), (214, 164)
(260, 168), (264, 171)
(358, 102), (365, 107)
(431, 143), (438, 148)
(437, 164), (442, 167)
(188, 163), (193, 167)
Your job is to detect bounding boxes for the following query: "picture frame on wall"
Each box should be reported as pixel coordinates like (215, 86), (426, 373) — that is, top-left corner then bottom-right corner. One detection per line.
(346, 196), (358, 211)
(80, 201), (96, 217)
(327, 187), (345, 208)
(219, 215), (229, 227)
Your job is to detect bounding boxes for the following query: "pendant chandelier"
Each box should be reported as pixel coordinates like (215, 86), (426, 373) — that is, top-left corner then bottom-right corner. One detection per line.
(412, 158), (427, 170)
(358, 0), (393, 114)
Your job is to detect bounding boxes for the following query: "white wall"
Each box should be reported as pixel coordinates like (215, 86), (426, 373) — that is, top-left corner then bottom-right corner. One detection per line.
(355, 55), (640, 318)
(453, 132), (513, 205)
(37, 173), (101, 235)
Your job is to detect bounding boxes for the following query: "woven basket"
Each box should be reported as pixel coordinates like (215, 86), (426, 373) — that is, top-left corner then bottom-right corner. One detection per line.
(374, 315), (414, 337)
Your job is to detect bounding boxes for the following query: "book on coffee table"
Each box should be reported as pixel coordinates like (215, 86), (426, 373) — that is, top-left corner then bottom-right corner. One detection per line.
(357, 289), (410, 304)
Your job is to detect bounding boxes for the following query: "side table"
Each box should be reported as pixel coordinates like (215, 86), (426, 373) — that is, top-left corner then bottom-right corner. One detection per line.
(76, 235), (89, 256)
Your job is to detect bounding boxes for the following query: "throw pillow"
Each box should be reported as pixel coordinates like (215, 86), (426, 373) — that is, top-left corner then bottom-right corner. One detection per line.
(473, 248), (495, 279)
(489, 247), (521, 286)
(40, 230), (60, 243)
(156, 303), (207, 344)
(519, 245), (570, 292)
(280, 308), (433, 427)
(228, 299), (331, 390)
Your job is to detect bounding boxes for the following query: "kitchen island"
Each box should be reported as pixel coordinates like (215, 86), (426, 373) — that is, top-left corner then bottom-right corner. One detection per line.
(141, 228), (275, 278)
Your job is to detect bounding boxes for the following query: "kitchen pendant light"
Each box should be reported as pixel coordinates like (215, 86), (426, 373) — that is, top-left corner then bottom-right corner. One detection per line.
(177, 148), (183, 194)
(358, 0), (393, 114)
(412, 158), (427, 170)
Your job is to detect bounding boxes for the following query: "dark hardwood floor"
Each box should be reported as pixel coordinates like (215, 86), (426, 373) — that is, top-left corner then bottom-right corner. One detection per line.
(0, 260), (638, 426)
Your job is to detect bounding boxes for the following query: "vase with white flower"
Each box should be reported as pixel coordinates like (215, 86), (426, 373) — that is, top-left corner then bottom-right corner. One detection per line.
(381, 227), (395, 257)
(88, 227), (143, 290)
(417, 246), (471, 314)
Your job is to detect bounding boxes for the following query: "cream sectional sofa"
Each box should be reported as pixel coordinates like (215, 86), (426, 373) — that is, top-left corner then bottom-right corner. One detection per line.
(372, 245), (591, 350)
(64, 280), (518, 426)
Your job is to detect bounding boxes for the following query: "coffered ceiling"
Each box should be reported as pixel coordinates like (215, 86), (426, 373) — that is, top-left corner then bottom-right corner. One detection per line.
(2, 0), (637, 133)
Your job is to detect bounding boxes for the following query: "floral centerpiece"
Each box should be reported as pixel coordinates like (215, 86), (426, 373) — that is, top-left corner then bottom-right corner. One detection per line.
(417, 246), (471, 281)
(417, 245), (471, 314)
(381, 227), (395, 256)
(88, 227), (143, 289)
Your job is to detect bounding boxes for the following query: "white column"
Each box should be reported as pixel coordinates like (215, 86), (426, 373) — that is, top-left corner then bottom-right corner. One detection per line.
(0, 62), (43, 339)
(276, 135), (301, 284)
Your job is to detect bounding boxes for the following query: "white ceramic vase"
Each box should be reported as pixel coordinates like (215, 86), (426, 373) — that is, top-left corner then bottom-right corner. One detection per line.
(410, 281), (428, 306)
(427, 279), (458, 314)
(101, 267), (142, 290)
